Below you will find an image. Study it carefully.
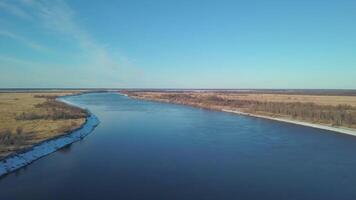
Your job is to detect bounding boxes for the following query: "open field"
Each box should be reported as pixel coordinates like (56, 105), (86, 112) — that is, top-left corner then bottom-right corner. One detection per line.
(0, 92), (88, 159)
(213, 93), (356, 106)
(123, 91), (356, 130)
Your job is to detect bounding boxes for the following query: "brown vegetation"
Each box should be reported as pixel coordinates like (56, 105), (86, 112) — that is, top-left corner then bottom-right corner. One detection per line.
(16, 99), (87, 121)
(0, 92), (87, 159)
(124, 91), (356, 129)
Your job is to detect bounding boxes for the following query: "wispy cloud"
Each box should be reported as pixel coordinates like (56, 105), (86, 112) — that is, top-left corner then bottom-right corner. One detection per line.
(0, 30), (50, 52)
(0, 0), (138, 87)
(22, 0), (124, 72)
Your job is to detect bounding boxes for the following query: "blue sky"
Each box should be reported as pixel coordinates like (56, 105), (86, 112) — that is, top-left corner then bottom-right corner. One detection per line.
(0, 0), (355, 89)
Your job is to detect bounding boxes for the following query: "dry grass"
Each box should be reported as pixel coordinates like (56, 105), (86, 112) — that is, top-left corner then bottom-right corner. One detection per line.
(0, 92), (87, 159)
(125, 91), (356, 129)
(126, 92), (356, 107)
(215, 93), (356, 107)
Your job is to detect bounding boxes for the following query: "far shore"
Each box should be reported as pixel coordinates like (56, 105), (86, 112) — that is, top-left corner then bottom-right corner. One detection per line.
(121, 91), (356, 137)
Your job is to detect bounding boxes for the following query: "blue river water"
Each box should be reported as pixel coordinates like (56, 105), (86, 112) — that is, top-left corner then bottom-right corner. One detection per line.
(1, 93), (356, 200)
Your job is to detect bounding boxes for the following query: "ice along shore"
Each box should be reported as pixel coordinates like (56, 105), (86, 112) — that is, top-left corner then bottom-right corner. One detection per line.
(0, 96), (100, 177)
(222, 109), (356, 136)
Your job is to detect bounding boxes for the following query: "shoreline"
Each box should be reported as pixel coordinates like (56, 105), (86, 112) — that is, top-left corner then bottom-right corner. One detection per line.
(0, 95), (100, 178)
(124, 94), (356, 137)
(222, 109), (356, 136)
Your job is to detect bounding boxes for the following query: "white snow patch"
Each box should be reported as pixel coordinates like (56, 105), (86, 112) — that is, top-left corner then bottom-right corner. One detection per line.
(222, 109), (356, 136)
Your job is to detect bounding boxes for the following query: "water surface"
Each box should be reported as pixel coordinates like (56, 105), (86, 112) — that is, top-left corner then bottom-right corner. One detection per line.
(1, 93), (356, 200)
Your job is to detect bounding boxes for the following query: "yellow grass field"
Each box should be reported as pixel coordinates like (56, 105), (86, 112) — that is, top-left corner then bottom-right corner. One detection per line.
(214, 93), (356, 107)
(0, 92), (87, 159)
(127, 92), (356, 107)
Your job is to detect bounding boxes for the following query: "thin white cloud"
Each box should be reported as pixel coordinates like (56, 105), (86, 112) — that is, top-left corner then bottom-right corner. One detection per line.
(0, 30), (50, 52)
(0, 0), (141, 87)
(24, 0), (122, 71)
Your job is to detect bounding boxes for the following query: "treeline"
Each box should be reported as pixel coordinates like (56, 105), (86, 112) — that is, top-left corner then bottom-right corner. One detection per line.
(16, 100), (87, 121)
(135, 93), (356, 128)
(250, 102), (356, 127)
(202, 95), (356, 127)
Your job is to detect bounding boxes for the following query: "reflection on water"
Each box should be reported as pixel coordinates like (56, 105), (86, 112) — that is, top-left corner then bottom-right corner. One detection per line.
(13, 165), (28, 178)
(1, 93), (356, 200)
(58, 143), (73, 154)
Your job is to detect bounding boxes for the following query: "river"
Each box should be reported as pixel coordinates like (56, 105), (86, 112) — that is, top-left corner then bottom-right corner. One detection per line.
(1, 93), (356, 200)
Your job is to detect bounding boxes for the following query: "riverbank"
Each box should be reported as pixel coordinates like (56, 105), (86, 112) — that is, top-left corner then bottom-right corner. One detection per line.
(0, 92), (90, 159)
(122, 91), (356, 136)
(222, 109), (356, 136)
(0, 95), (100, 177)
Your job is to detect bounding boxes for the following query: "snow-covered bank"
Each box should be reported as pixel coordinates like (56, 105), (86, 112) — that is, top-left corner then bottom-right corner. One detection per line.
(222, 109), (356, 136)
(0, 97), (100, 177)
(117, 92), (128, 97)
